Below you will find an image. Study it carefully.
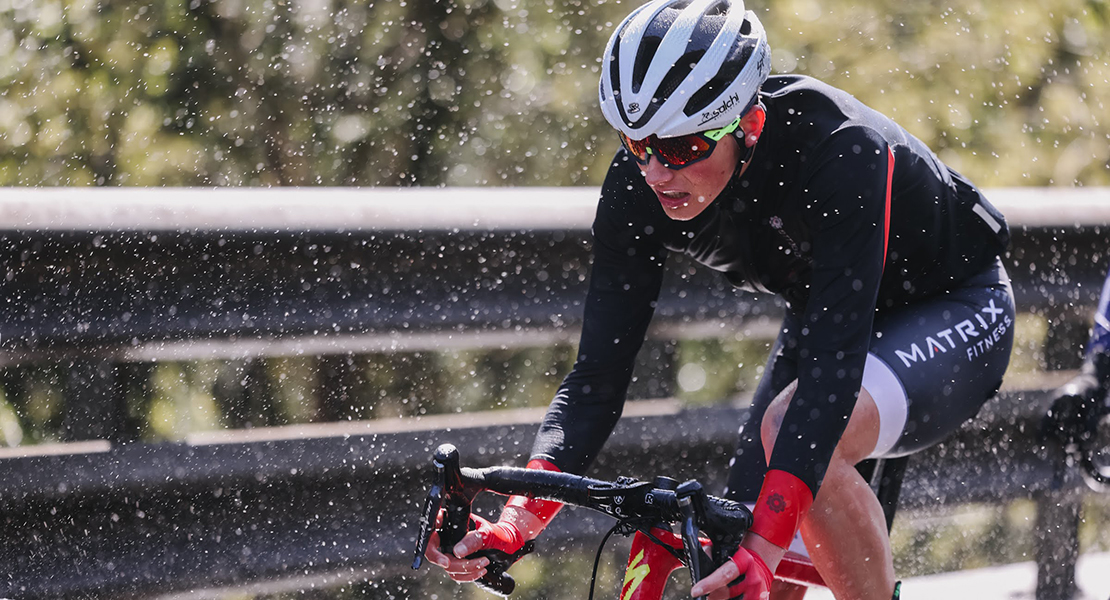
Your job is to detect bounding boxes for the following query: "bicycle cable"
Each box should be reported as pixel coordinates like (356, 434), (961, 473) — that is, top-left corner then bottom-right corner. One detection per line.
(587, 518), (687, 600)
(587, 521), (626, 600)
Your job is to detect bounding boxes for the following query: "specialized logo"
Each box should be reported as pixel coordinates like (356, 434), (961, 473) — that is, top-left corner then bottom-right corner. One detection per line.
(894, 299), (1012, 368)
(622, 549), (651, 600)
(628, 102), (641, 114)
(699, 93), (741, 126)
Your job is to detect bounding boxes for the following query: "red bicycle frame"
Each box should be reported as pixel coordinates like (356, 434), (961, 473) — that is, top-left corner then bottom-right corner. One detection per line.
(621, 528), (825, 600)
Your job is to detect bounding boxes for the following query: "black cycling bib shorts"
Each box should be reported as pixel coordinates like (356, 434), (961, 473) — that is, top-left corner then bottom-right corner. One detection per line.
(724, 257), (1015, 502)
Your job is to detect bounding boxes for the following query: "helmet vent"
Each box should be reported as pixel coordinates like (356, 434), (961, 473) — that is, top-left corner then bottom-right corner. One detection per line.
(655, 50), (705, 105)
(683, 43), (752, 116)
(706, 0), (729, 17)
(608, 39), (622, 97)
(631, 37), (662, 94)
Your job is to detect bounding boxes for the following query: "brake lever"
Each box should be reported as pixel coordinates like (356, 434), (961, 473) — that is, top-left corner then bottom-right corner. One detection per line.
(412, 444), (468, 570)
(411, 469), (445, 570)
(677, 481), (714, 600)
(415, 444), (522, 596)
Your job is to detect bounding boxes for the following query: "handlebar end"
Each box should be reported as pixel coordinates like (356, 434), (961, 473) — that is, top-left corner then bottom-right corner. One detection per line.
(434, 443), (459, 466)
(476, 572), (516, 597)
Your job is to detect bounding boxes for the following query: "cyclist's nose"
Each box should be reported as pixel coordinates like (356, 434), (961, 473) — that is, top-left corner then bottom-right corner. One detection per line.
(642, 155), (673, 186)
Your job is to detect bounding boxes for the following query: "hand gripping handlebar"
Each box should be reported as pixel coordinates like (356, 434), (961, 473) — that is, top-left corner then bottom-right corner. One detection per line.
(410, 444), (528, 595)
(411, 444), (753, 599)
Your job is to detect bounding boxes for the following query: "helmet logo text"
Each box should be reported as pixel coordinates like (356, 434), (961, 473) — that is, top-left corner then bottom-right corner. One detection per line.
(699, 93), (741, 126)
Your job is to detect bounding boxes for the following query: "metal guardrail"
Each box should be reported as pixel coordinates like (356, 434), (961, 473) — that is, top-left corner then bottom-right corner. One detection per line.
(0, 389), (1079, 600)
(1, 187), (1107, 362)
(0, 188), (1105, 437)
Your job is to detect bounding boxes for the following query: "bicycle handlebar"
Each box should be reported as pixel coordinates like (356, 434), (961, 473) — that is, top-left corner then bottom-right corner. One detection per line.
(411, 444), (753, 598)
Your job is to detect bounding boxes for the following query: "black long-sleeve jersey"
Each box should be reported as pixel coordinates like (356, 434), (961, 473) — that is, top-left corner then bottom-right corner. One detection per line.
(531, 75), (1010, 497)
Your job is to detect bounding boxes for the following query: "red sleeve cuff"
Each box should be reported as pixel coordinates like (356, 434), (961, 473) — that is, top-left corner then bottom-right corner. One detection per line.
(504, 458), (563, 524)
(748, 469), (814, 548)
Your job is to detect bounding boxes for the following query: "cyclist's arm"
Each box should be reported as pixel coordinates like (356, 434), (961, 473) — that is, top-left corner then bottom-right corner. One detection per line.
(752, 129), (891, 548)
(427, 158), (667, 580)
(530, 154), (669, 475)
(695, 131), (893, 600)
(1043, 266), (1110, 487)
(1057, 267), (1110, 410)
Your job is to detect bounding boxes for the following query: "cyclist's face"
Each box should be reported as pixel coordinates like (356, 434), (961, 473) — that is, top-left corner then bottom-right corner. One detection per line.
(639, 133), (742, 221)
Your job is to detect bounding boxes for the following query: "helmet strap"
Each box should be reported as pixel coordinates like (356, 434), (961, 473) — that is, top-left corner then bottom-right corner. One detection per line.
(732, 135), (757, 177)
(732, 99), (764, 176)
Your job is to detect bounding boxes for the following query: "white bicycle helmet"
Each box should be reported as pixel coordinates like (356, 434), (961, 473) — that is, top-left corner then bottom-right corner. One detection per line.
(599, 0), (771, 139)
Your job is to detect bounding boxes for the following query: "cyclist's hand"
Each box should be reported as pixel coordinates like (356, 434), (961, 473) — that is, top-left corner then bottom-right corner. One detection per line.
(424, 513), (525, 583)
(424, 528), (489, 583)
(1043, 371), (1101, 448)
(690, 545), (773, 600)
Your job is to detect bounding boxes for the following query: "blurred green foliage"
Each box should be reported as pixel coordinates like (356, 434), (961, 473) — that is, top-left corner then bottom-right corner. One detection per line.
(0, 0), (1107, 186)
(0, 346), (578, 444)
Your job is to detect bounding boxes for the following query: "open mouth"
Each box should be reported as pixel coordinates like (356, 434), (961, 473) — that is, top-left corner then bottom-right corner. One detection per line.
(655, 190), (690, 208)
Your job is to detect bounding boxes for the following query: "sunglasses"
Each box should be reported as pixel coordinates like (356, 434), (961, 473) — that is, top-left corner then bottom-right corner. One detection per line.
(617, 116), (743, 169)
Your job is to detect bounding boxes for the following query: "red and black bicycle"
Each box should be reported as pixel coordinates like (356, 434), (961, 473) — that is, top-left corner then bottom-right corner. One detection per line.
(411, 444), (825, 599)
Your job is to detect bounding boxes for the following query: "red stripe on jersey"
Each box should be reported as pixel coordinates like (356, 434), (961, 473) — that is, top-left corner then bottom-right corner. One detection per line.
(883, 147), (894, 273)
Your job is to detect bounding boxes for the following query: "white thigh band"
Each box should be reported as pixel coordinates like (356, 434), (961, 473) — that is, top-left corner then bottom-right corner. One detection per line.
(861, 353), (909, 458)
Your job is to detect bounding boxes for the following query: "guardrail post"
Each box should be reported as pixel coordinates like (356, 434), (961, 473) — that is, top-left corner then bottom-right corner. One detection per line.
(62, 357), (124, 442)
(1034, 490), (1081, 600)
(1043, 310), (1090, 372)
(1032, 299), (1087, 600)
(317, 354), (359, 422)
(213, 359), (279, 429)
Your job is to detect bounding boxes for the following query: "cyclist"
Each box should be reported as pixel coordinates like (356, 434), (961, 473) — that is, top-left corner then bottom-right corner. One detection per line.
(1046, 268), (1110, 463)
(426, 0), (1014, 598)
(1069, 267), (1110, 399)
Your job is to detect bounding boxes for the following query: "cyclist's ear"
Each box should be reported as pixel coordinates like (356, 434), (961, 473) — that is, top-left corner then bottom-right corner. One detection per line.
(739, 105), (766, 148)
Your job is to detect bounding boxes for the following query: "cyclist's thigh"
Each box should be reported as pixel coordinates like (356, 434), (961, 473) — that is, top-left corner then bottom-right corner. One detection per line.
(724, 311), (801, 501)
(868, 258), (1016, 458)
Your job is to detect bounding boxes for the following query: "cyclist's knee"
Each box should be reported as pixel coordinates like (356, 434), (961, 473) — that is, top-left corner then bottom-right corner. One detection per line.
(835, 387), (881, 465)
(760, 382), (881, 466)
(760, 380), (797, 462)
